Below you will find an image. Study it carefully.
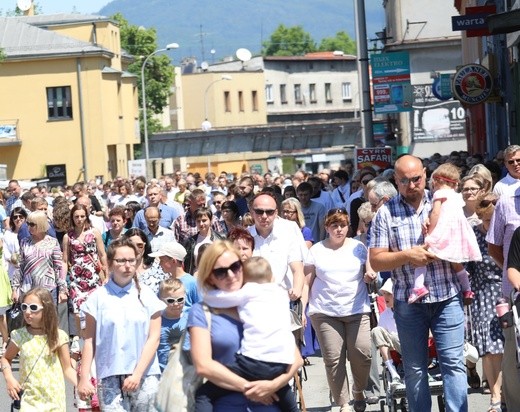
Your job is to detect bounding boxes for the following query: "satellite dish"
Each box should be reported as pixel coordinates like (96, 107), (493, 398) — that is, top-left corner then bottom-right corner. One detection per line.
(236, 48), (252, 63)
(17, 0), (32, 11)
(201, 61), (209, 71)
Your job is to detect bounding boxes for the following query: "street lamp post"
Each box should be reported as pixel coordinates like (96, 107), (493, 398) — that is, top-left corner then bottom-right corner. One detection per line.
(141, 43), (179, 177)
(202, 75), (232, 131)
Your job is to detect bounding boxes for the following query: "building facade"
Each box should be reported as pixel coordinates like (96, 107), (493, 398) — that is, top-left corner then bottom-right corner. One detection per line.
(0, 14), (139, 185)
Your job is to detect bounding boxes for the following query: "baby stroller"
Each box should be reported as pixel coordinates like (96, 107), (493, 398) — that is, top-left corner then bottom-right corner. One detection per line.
(379, 337), (445, 412)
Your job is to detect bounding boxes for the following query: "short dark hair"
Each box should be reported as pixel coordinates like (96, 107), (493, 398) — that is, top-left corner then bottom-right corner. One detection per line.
(333, 170), (349, 182)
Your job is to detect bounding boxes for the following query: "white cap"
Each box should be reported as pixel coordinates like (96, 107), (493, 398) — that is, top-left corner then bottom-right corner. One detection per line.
(379, 278), (394, 295)
(149, 242), (187, 260)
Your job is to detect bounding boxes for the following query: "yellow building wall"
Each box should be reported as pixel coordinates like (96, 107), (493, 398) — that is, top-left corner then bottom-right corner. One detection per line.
(181, 72), (267, 130)
(0, 54), (138, 184)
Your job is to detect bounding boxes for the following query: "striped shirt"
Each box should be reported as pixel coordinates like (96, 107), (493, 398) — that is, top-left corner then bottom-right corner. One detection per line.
(369, 191), (460, 303)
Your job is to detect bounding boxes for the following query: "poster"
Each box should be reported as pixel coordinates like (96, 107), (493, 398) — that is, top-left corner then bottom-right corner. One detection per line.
(355, 147), (393, 171)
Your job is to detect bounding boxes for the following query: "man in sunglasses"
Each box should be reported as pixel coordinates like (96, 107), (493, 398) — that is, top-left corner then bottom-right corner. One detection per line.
(369, 154), (468, 412)
(494, 144), (520, 196)
(247, 192), (305, 301)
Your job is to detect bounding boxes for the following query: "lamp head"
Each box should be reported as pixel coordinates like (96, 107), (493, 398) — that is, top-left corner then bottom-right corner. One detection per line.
(166, 43), (180, 50)
(221, 75), (232, 81)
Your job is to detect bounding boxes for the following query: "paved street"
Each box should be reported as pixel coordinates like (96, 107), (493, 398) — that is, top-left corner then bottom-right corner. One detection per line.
(0, 351), (493, 411)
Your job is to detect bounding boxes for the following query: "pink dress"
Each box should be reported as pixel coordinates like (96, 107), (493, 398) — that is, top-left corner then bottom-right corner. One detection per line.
(425, 189), (482, 263)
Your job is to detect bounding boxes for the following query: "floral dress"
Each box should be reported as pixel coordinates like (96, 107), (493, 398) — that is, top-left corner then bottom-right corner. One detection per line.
(11, 327), (69, 411)
(466, 227), (505, 356)
(67, 229), (102, 313)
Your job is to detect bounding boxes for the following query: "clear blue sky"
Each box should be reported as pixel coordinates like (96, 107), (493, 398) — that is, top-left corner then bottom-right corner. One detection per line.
(34, 0), (111, 14)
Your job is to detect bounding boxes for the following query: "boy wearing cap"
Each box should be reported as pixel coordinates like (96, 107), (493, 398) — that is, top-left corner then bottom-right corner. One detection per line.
(371, 279), (402, 388)
(149, 242), (201, 310)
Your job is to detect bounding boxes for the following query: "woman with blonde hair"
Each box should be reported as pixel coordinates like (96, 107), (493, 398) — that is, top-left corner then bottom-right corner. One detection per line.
(189, 240), (301, 411)
(460, 173), (490, 227)
(281, 197), (313, 248)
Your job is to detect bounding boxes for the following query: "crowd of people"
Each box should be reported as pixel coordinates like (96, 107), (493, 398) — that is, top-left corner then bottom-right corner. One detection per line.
(0, 147), (518, 411)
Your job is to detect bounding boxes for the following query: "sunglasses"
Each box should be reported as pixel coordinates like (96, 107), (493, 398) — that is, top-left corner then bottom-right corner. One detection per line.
(164, 297), (185, 305)
(253, 208), (276, 216)
(398, 175), (422, 185)
(479, 198), (498, 208)
(212, 260), (242, 280)
(327, 208), (348, 217)
(507, 158), (520, 165)
(213, 201), (222, 204)
(21, 303), (44, 313)
(27, 222), (36, 227)
(13, 215), (25, 220)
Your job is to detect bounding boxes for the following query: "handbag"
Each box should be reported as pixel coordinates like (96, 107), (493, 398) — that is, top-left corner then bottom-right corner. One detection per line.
(155, 304), (211, 412)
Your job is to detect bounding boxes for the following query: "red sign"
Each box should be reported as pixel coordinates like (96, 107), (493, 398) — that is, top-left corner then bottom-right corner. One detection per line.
(466, 5), (496, 37)
(356, 148), (393, 171)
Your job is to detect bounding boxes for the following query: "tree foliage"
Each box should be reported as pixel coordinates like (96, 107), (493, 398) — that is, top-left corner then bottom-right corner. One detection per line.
(112, 12), (175, 130)
(318, 31), (356, 55)
(262, 24), (316, 56)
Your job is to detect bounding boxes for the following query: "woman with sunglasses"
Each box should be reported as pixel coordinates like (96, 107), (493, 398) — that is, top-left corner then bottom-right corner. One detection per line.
(78, 238), (165, 409)
(3, 207), (27, 286)
(189, 241), (301, 411)
(281, 197), (313, 249)
(306, 208), (372, 412)
(1, 287), (77, 411)
(13, 211), (66, 305)
(465, 194), (504, 411)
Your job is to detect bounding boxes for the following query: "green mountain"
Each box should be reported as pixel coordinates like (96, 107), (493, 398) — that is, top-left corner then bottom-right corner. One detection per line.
(99, 0), (384, 63)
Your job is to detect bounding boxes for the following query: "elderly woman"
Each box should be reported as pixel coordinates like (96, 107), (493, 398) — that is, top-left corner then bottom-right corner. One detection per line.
(227, 226), (255, 262)
(281, 197), (313, 248)
(461, 172), (490, 227)
(466, 195), (504, 411)
(12, 211), (66, 304)
(306, 208), (372, 412)
(189, 241), (301, 411)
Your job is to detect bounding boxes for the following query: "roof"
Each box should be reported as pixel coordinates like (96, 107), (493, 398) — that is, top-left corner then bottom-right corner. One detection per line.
(264, 51), (357, 61)
(0, 16), (112, 60)
(16, 13), (113, 27)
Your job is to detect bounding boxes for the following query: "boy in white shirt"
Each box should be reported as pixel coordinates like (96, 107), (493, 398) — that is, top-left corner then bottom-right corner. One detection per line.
(197, 256), (299, 411)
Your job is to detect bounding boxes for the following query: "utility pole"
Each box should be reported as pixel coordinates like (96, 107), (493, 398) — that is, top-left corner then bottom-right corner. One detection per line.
(354, 0), (374, 148)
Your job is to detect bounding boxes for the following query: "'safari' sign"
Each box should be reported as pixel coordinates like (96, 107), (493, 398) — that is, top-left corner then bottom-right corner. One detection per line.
(356, 148), (393, 170)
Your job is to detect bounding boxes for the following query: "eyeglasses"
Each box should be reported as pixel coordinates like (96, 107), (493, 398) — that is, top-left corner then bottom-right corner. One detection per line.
(370, 198), (383, 208)
(253, 208), (276, 216)
(327, 208), (348, 217)
(27, 222), (36, 227)
(21, 303), (44, 313)
(461, 187), (480, 193)
(398, 175), (422, 186)
(164, 297), (185, 305)
(361, 178), (373, 185)
(479, 198), (498, 208)
(113, 258), (137, 265)
(507, 158), (520, 165)
(282, 209), (296, 215)
(212, 260), (242, 280)
(213, 201), (222, 205)
(13, 215), (25, 220)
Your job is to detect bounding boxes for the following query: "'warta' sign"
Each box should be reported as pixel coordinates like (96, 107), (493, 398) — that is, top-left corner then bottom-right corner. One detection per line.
(451, 5), (496, 37)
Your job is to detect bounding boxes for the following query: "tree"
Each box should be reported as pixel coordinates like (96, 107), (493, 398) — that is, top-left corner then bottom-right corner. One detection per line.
(112, 13), (175, 154)
(262, 24), (316, 56)
(319, 31), (356, 55)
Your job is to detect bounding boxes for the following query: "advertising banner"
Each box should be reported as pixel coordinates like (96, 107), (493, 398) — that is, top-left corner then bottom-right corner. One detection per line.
(355, 147), (393, 171)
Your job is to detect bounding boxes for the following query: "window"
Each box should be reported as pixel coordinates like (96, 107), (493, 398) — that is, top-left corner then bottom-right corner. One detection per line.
(342, 82), (352, 100)
(325, 83), (332, 102)
(280, 84), (287, 104)
(309, 83), (317, 103)
(252, 90), (258, 111)
(47, 86), (72, 119)
(294, 84), (302, 103)
(238, 91), (244, 112)
(224, 91), (231, 112)
(265, 84), (274, 103)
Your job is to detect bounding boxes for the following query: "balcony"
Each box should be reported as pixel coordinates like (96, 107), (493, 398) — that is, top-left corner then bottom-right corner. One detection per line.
(0, 119), (22, 147)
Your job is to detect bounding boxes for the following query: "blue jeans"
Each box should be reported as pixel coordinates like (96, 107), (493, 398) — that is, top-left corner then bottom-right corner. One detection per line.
(394, 294), (467, 412)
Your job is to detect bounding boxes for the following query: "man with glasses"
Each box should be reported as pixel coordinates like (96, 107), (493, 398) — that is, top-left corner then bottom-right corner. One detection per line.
(144, 207), (176, 253)
(370, 155), (468, 412)
(247, 192), (305, 301)
(494, 145), (520, 196)
(209, 190), (226, 220)
(132, 184), (180, 232)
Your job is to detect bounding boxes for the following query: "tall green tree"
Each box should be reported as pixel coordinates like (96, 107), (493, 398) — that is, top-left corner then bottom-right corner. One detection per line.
(319, 31), (356, 55)
(112, 13), (175, 154)
(262, 24), (316, 56)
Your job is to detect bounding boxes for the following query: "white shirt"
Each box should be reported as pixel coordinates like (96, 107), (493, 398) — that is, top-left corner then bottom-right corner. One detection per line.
(248, 218), (306, 289)
(308, 238), (370, 317)
(493, 174), (520, 197)
(378, 307), (398, 335)
(204, 282), (295, 364)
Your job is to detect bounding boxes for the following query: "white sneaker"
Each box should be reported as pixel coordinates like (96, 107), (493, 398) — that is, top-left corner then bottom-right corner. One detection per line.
(390, 376), (403, 389)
